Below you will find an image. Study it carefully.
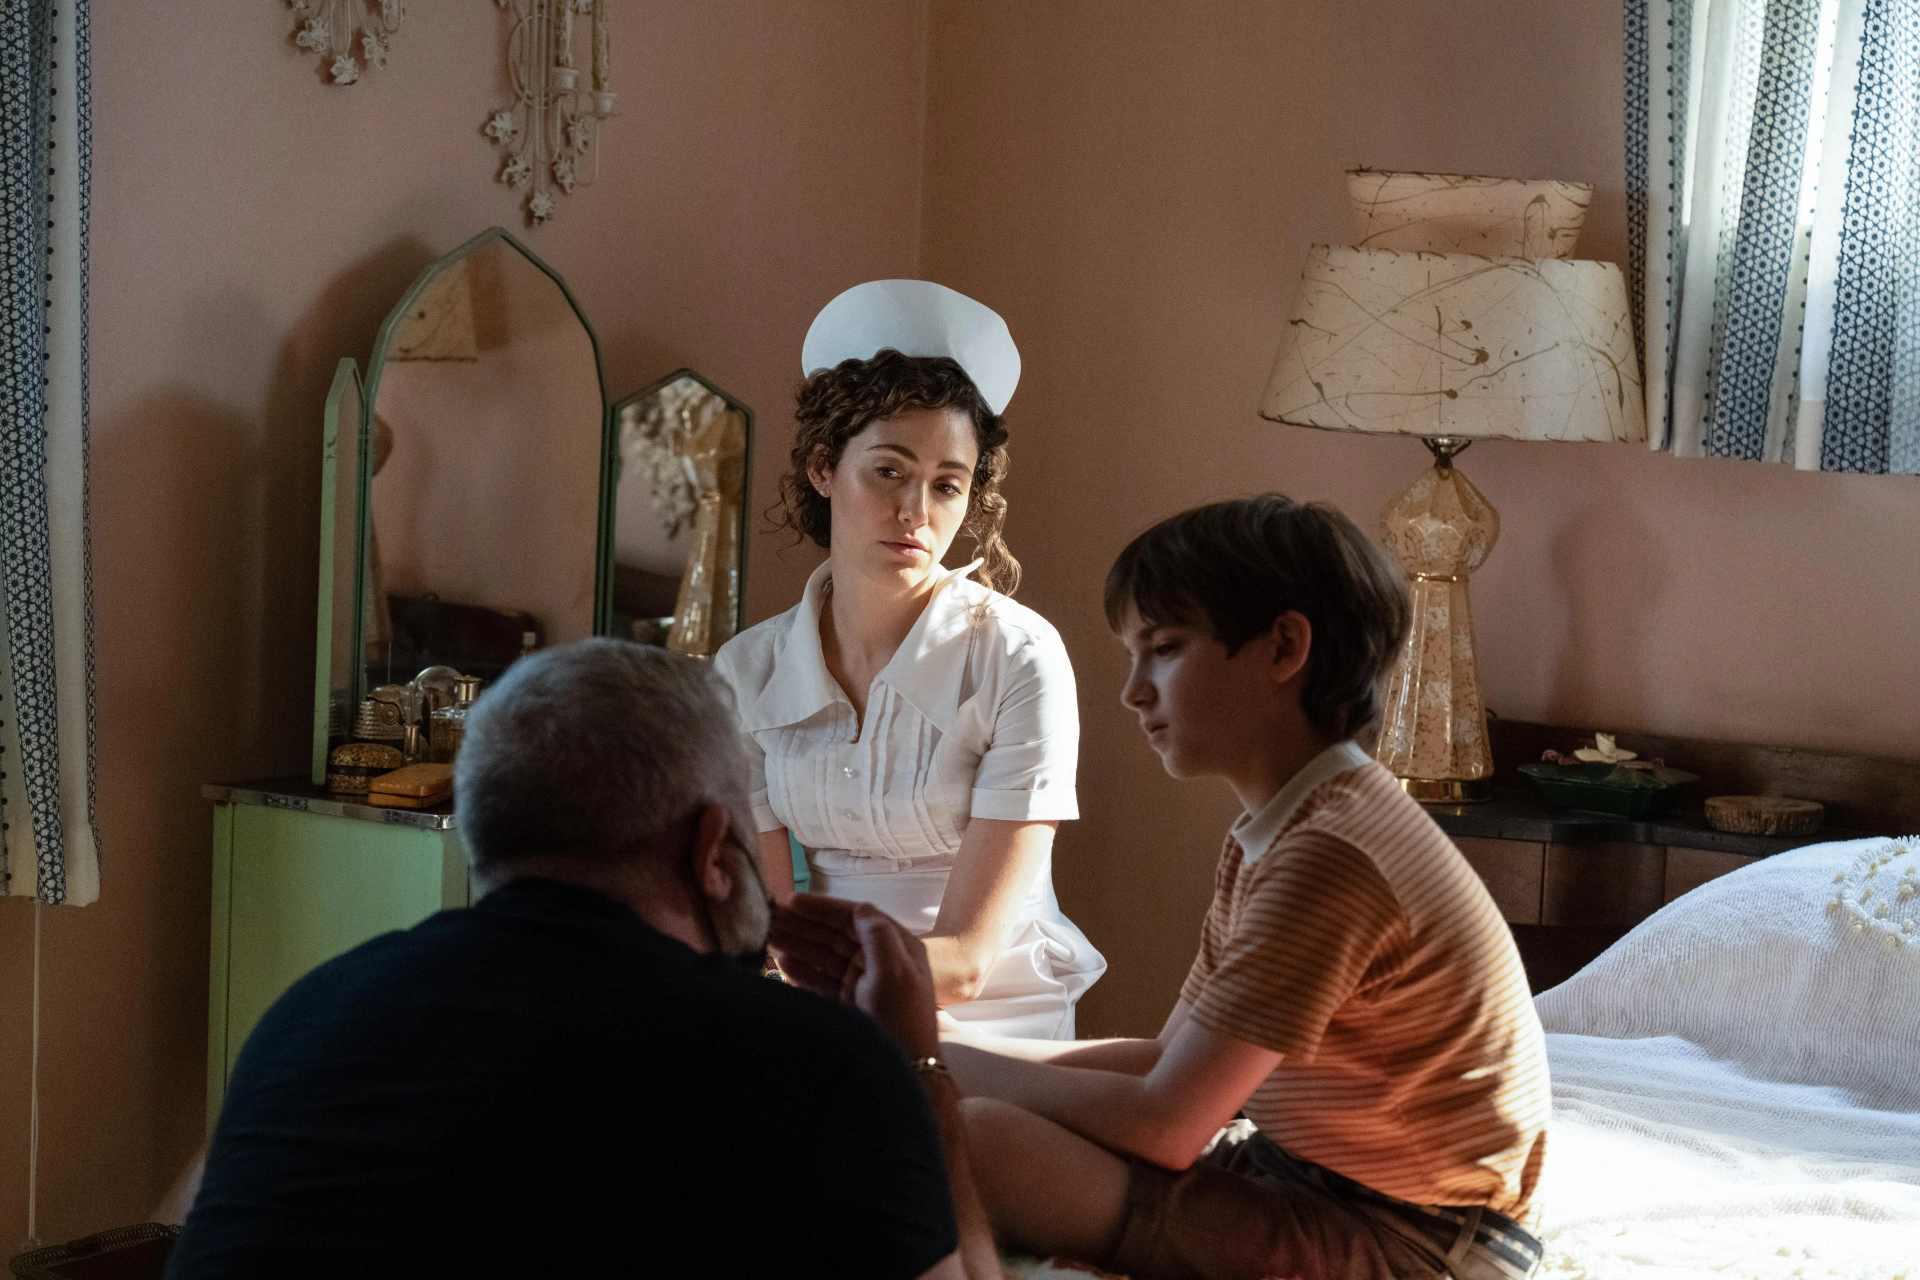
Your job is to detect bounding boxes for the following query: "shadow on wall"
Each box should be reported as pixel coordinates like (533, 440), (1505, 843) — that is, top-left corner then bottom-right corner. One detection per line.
(253, 236), (442, 750)
(1546, 494), (1668, 722)
(28, 238), (450, 1235)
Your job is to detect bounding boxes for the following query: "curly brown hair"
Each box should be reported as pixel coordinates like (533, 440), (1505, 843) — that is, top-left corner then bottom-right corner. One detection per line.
(773, 348), (1020, 595)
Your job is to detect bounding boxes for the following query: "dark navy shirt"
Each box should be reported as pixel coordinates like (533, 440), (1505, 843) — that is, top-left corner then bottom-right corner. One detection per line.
(169, 878), (956, 1279)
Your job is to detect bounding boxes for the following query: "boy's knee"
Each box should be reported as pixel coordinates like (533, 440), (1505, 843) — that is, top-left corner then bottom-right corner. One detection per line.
(958, 1093), (1026, 1139)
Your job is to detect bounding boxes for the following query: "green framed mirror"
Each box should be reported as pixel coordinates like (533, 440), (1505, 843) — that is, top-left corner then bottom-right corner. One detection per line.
(312, 357), (366, 782)
(310, 228), (613, 781)
(358, 226), (612, 694)
(609, 370), (754, 657)
(310, 231), (759, 783)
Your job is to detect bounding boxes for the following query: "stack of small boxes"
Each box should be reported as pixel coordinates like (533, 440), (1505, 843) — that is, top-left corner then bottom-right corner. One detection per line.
(325, 668), (478, 808)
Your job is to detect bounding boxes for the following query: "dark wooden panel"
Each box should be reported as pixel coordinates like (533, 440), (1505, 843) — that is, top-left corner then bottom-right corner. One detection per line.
(1543, 841), (1665, 927)
(1429, 790), (1850, 856)
(1490, 719), (1920, 836)
(1509, 924), (1631, 994)
(1454, 837), (1544, 924)
(1664, 846), (1758, 904)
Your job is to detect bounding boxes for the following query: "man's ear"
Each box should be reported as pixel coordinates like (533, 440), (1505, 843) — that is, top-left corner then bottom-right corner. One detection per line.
(805, 444), (833, 499)
(689, 802), (736, 902)
(1268, 611), (1313, 686)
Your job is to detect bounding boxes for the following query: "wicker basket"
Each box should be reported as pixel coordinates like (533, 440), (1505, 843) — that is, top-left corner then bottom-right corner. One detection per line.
(9, 1224), (178, 1280)
(1704, 795), (1825, 836)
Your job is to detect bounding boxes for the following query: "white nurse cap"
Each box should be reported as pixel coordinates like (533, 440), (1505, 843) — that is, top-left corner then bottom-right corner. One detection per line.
(801, 279), (1021, 415)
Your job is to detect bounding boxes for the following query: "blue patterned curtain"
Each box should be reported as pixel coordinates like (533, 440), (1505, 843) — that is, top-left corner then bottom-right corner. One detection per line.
(0, 0), (97, 905)
(1629, 0), (1920, 473)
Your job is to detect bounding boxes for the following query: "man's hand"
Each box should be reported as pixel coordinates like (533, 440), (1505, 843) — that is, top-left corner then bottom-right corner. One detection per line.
(768, 892), (864, 995)
(772, 894), (940, 1061)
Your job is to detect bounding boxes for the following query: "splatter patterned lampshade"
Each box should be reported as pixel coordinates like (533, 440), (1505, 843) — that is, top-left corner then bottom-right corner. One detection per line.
(1260, 245), (1646, 444)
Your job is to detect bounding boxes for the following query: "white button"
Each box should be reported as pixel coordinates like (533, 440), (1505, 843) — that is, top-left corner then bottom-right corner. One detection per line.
(842, 766), (857, 778)
(843, 810), (855, 820)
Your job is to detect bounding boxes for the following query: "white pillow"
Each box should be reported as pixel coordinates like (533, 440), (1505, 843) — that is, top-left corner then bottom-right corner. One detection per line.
(1534, 837), (1920, 1110)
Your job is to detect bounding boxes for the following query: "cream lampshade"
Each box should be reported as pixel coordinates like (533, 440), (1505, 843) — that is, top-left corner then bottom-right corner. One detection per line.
(1261, 171), (1646, 802)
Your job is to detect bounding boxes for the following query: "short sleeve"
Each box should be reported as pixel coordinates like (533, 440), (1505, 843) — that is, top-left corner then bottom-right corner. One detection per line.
(1179, 837), (1242, 1006)
(969, 633), (1080, 822)
(738, 730), (782, 833)
(1189, 835), (1405, 1061)
(804, 1014), (959, 1277)
(712, 642), (783, 833)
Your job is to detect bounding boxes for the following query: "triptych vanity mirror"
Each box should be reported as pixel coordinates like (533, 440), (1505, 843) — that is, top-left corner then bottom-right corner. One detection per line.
(312, 228), (753, 781)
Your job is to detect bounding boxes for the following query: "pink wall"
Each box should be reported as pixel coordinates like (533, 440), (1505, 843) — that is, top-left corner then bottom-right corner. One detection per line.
(4, 0), (1916, 1246)
(917, 0), (1920, 1035)
(0, 0), (926, 1243)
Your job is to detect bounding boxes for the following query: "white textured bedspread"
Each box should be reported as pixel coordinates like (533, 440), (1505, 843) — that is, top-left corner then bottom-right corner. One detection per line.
(1536, 1032), (1920, 1280)
(1534, 837), (1920, 1280)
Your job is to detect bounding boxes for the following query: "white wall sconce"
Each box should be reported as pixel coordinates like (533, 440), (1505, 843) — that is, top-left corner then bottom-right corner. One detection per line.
(485, 0), (615, 225)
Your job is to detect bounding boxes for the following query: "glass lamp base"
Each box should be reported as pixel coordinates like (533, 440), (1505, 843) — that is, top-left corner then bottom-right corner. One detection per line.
(1374, 449), (1501, 793)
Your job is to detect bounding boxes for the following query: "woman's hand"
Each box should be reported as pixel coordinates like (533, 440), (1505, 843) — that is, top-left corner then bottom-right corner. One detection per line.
(756, 829), (798, 905)
(771, 894), (939, 1060)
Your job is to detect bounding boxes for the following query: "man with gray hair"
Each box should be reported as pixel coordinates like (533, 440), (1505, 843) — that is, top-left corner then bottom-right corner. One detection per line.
(169, 640), (998, 1280)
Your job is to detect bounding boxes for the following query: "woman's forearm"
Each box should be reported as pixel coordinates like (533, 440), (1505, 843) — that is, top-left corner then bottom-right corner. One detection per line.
(921, 933), (995, 1005)
(756, 829), (798, 905)
(922, 819), (1057, 1006)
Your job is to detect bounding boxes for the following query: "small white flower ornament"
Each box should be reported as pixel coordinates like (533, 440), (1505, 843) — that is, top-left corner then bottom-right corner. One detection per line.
(1574, 733), (1638, 764)
(288, 1), (403, 85)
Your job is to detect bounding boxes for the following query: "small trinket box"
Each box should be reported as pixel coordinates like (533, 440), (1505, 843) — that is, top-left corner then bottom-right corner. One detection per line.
(367, 762), (454, 809)
(353, 685), (413, 742)
(327, 742), (406, 795)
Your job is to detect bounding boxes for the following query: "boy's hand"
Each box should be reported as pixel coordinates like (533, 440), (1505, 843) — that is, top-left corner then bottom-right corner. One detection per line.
(772, 894), (941, 1061)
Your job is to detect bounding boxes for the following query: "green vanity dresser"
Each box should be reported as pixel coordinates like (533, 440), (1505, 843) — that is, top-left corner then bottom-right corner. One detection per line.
(202, 781), (467, 1133)
(205, 228), (756, 1132)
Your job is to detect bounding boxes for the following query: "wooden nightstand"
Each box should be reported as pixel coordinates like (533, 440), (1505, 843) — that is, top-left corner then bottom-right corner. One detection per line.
(1428, 791), (1862, 991)
(1424, 720), (1918, 991)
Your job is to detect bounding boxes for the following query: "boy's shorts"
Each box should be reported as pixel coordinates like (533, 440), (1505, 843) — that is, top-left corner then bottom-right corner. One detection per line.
(1101, 1120), (1543, 1280)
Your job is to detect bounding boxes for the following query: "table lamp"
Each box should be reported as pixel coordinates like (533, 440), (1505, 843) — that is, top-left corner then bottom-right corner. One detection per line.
(1260, 170), (1646, 802)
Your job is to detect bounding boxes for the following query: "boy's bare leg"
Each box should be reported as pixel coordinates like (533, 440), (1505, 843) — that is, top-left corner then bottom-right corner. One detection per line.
(960, 1096), (1131, 1264)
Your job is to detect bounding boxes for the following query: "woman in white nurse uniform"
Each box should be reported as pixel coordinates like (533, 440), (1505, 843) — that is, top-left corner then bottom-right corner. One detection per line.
(713, 280), (1104, 1040)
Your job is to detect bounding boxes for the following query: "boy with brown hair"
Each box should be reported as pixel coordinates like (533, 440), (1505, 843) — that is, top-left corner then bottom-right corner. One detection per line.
(941, 494), (1550, 1280)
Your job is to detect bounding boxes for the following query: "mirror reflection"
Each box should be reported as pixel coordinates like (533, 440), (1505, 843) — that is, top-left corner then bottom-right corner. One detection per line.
(612, 372), (751, 657)
(362, 235), (604, 691)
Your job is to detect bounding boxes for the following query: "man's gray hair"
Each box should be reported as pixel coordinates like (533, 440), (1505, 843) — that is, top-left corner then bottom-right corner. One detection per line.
(455, 639), (749, 873)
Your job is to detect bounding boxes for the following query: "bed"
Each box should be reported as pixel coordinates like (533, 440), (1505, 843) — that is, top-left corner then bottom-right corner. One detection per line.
(1015, 835), (1920, 1279)
(1529, 835), (1920, 1279)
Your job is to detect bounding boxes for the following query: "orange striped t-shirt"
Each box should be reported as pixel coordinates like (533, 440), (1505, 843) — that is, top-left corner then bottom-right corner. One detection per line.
(1181, 746), (1550, 1219)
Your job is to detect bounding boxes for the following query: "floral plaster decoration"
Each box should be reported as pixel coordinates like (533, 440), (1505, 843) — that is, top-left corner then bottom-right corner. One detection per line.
(619, 379), (715, 539)
(289, 0), (404, 86)
(488, 0), (615, 226)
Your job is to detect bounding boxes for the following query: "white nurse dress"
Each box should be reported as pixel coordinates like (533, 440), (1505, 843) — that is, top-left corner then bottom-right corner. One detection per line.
(713, 558), (1105, 1040)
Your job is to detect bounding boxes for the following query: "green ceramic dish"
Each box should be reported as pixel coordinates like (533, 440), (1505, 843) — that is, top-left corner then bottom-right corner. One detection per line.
(1518, 761), (1701, 818)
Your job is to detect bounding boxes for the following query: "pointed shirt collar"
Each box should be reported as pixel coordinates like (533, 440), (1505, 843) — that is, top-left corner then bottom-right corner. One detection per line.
(1230, 740), (1373, 864)
(741, 558), (988, 738)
